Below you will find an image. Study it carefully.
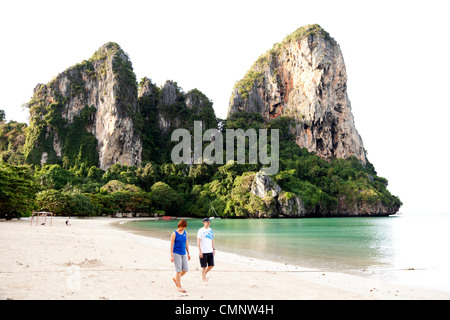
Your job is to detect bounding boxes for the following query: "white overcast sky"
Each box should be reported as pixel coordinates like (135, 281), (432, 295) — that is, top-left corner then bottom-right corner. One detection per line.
(1, 0), (449, 214)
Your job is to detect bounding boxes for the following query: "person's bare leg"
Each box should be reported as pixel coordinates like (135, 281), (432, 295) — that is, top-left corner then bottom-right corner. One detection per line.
(175, 272), (182, 288)
(202, 266), (213, 285)
(205, 266), (214, 275)
(175, 271), (187, 292)
(201, 268), (208, 285)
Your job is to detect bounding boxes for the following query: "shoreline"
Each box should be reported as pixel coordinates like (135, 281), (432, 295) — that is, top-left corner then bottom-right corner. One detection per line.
(1, 217), (450, 300)
(117, 216), (450, 293)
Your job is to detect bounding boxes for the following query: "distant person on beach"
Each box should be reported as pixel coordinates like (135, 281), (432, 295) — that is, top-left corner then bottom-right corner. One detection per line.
(197, 217), (215, 285)
(170, 219), (190, 293)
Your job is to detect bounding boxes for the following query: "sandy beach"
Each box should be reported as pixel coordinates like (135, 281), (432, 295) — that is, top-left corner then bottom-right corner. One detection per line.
(1, 217), (449, 300)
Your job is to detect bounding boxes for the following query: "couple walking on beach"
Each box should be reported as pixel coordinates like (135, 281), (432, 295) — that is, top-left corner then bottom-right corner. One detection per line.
(170, 217), (215, 293)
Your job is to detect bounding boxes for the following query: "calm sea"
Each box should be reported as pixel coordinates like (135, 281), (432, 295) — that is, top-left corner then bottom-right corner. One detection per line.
(123, 213), (450, 292)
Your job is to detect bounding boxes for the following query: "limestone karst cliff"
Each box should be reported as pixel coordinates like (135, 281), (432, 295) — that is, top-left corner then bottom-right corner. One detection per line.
(5, 34), (400, 218)
(228, 24), (366, 165)
(225, 25), (401, 216)
(251, 171), (305, 218)
(23, 43), (218, 169)
(137, 78), (217, 163)
(24, 42), (142, 170)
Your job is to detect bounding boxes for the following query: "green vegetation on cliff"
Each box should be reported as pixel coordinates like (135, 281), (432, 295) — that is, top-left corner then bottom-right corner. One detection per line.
(0, 36), (402, 219)
(137, 78), (218, 163)
(0, 110), (401, 218)
(233, 24), (333, 101)
(23, 101), (98, 168)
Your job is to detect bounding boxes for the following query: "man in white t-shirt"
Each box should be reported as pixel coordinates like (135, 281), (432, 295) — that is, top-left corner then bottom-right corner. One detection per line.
(197, 217), (215, 285)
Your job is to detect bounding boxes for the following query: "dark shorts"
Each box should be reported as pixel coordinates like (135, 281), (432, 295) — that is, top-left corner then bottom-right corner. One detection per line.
(199, 252), (214, 268)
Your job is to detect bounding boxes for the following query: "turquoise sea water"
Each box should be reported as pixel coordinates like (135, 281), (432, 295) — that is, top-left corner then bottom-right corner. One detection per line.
(123, 213), (450, 292)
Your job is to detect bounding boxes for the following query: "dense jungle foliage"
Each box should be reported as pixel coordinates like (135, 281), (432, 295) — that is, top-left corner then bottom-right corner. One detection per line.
(0, 107), (401, 219)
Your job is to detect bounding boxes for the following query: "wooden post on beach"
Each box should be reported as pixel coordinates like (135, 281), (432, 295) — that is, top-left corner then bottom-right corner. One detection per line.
(30, 212), (53, 226)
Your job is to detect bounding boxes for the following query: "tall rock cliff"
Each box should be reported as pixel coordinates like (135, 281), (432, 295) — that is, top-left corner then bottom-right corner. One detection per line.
(24, 42), (142, 170)
(228, 24), (366, 165)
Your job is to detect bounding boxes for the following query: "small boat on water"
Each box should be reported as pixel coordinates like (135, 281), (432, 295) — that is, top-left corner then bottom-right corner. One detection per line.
(162, 216), (177, 220)
(209, 203), (221, 220)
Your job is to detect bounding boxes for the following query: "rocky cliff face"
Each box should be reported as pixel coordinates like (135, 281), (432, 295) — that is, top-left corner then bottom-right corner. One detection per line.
(137, 77), (217, 162)
(24, 42), (142, 170)
(156, 80), (217, 134)
(23, 42), (218, 170)
(251, 171), (305, 217)
(228, 24), (366, 165)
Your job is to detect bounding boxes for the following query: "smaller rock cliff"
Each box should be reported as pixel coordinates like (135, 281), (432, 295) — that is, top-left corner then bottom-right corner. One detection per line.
(137, 78), (218, 163)
(24, 42), (142, 170)
(228, 24), (366, 165)
(251, 171), (305, 217)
